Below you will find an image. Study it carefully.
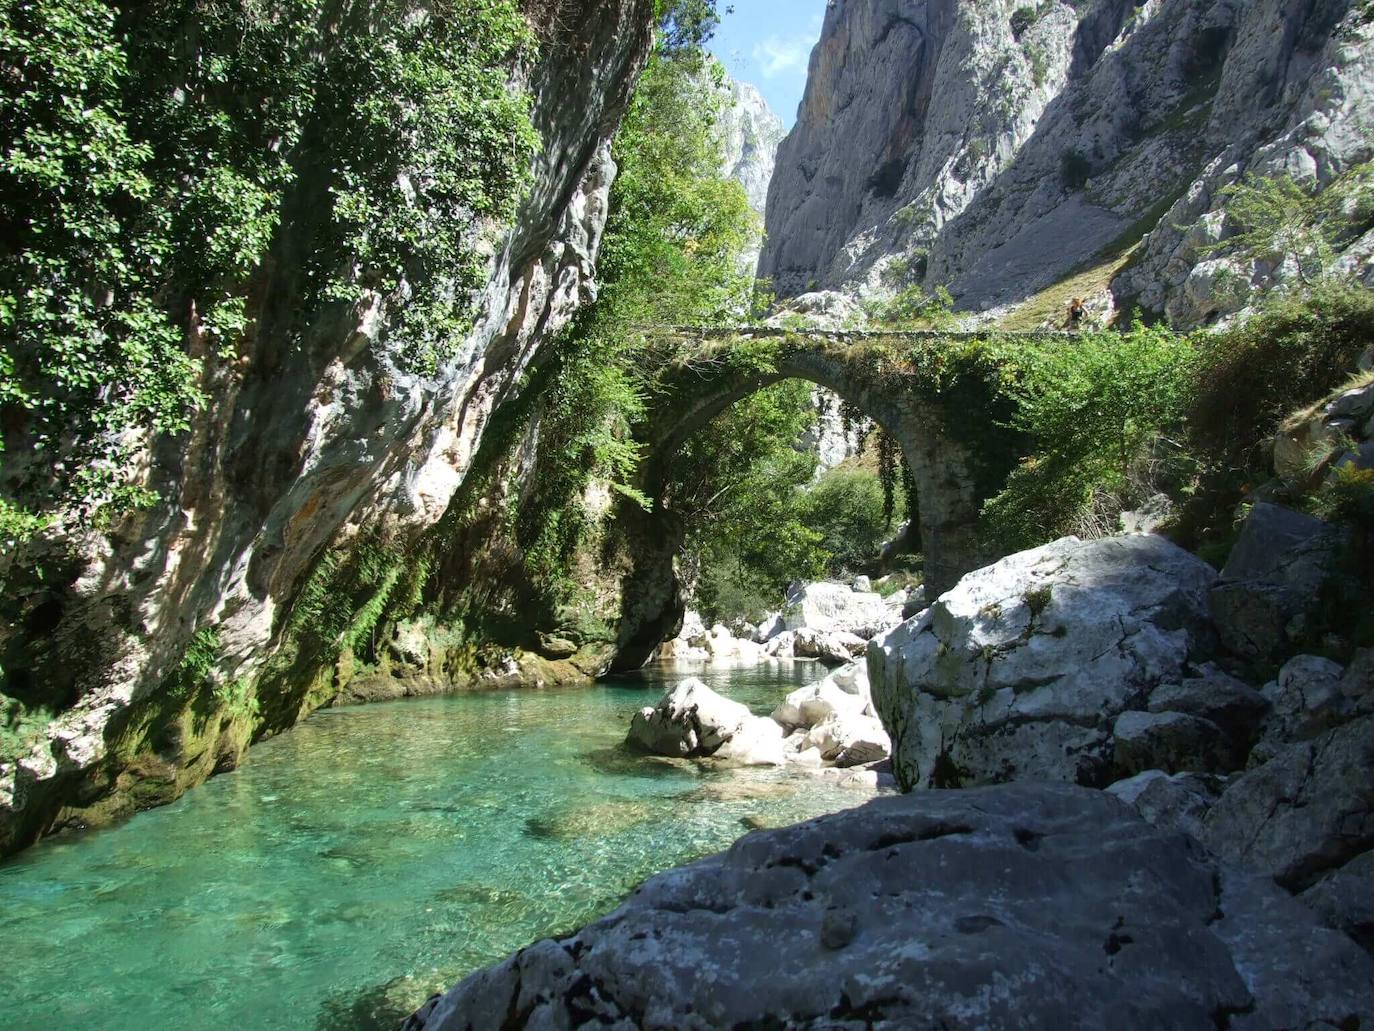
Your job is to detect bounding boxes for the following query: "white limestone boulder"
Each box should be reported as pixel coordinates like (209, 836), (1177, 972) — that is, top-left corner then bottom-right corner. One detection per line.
(771, 678), (868, 732)
(869, 535), (1218, 791)
(782, 581), (889, 638)
(627, 678), (753, 758)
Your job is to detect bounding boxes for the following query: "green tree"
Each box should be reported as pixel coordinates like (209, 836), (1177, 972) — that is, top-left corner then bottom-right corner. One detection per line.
(799, 464), (906, 576)
(1206, 163), (1374, 285)
(0, 0), (537, 544)
(513, 36), (759, 611)
(982, 323), (1198, 549)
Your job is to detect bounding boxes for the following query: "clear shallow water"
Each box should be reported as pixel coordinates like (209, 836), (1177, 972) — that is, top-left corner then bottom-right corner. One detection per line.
(0, 662), (863, 1030)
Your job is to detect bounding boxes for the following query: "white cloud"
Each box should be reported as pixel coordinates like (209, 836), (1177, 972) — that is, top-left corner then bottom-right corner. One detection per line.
(752, 34), (810, 79)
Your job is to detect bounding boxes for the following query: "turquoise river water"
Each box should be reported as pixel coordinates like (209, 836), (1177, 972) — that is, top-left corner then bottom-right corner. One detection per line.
(0, 662), (866, 1030)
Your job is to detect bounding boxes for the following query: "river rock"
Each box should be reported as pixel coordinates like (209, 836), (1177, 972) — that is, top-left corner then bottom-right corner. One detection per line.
(791, 628), (865, 665)
(703, 626), (765, 664)
(656, 638), (707, 661)
(754, 612), (785, 643)
(828, 659), (870, 699)
(627, 679), (769, 760)
(1146, 666), (1269, 750)
(782, 581), (889, 638)
(1201, 716), (1374, 892)
(870, 535), (1218, 791)
(406, 784), (1374, 1031)
(801, 713), (890, 768)
(1106, 770), (1223, 841)
(1250, 654), (1350, 765)
(771, 679), (867, 732)
(1208, 504), (1346, 664)
(713, 717), (786, 768)
(1301, 851), (1374, 954)
(1112, 710), (1234, 777)
(679, 610), (707, 646)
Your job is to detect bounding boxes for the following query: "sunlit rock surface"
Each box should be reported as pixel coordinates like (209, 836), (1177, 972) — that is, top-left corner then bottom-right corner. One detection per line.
(407, 782), (1374, 1030)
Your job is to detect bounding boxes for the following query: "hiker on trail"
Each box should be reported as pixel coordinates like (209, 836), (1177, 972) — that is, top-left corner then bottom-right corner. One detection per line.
(1066, 297), (1087, 329)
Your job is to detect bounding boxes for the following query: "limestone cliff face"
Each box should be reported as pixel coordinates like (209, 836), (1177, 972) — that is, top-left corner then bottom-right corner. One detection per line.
(0, 0), (656, 856)
(759, 0), (1374, 325)
(719, 78), (786, 218)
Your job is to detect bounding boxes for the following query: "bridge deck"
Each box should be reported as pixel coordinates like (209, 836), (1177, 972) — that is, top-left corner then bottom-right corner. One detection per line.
(632, 325), (1085, 341)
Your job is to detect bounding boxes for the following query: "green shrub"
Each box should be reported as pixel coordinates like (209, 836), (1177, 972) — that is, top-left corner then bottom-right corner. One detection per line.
(799, 466), (904, 576)
(1312, 463), (1374, 526)
(981, 322), (1198, 551)
(1189, 285), (1374, 468)
(0, 695), (53, 764)
(0, 0), (536, 534)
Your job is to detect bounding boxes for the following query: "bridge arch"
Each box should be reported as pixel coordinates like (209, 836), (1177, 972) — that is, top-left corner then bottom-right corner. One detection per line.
(608, 328), (1046, 669)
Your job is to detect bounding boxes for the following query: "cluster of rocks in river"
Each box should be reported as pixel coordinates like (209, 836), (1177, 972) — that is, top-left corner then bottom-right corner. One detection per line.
(624, 665), (894, 791)
(411, 491), (1374, 1027)
(634, 579), (918, 785)
(657, 579), (914, 666)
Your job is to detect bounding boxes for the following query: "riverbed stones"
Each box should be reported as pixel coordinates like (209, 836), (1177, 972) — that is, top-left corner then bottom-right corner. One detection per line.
(870, 535), (1218, 791)
(1301, 850), (1374, 954)
(771, 679), (867, 731)
(1112, 710), (1234, 776)
(405, 783), (1374, 1031)
(627, 679), (779, 764)
(801, 713), (890, 768)
(1146, 666), (1269, 745)
(1251, 654), (1351, 764)
(1201, 715), (1374, 892)
(1105, 770), (1222, 841)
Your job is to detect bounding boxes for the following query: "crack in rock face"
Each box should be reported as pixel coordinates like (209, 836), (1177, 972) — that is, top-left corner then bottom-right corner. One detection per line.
(406, 783), (1374, 1030)
(868, 535), (1219, 791)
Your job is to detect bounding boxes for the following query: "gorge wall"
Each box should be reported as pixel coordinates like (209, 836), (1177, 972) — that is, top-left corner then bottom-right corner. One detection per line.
(0, 1), (657, 857)
(759, 0), (1374, 326)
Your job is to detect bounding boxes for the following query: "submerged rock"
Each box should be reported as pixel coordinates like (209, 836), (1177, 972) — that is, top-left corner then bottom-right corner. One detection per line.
(406, 784), (1374, 1030)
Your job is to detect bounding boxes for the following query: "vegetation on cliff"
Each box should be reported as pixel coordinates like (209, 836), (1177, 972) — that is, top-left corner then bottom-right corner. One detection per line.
(0, 0), (537, 548)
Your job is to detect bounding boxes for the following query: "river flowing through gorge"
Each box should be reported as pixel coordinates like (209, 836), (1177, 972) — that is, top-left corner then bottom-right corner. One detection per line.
(0, 662), (867, 1031)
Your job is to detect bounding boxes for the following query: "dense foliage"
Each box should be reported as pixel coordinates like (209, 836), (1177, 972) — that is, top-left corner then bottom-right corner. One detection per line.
(979, 287), (1374, 562)
(678, 382), (826, 622)
(511, 30), (763, 624)
(0, 0), (537, 544)
(981, 322), (1199, 549)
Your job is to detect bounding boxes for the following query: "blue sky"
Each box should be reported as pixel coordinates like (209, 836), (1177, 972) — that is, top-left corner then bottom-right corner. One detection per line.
(707, 1), (829, 128)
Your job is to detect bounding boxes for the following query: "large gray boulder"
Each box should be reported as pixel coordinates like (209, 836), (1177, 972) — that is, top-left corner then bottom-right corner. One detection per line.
(1112, 710), (1234, 777)
(1201, 716), (1374, 892)
(627, 679), (782, 766)
(1146, 666), (1269, 751)
(870, 536), (1218, 791)
(1302, 851), (1374, 954)
(406, 784), (1374, 1030)
(1250, 654), (1351, 764)
(1106, 770), (1223, 842)
(1208, 504), (1346, 664)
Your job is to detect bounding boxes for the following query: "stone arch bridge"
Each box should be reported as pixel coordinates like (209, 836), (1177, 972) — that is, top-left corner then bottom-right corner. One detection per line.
(609, 325), (1081, 669)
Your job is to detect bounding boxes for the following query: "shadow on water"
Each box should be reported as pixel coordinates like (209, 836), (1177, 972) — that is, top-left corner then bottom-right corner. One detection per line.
(315, 974), (434, 1031)
(578, 743), (702, 780)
